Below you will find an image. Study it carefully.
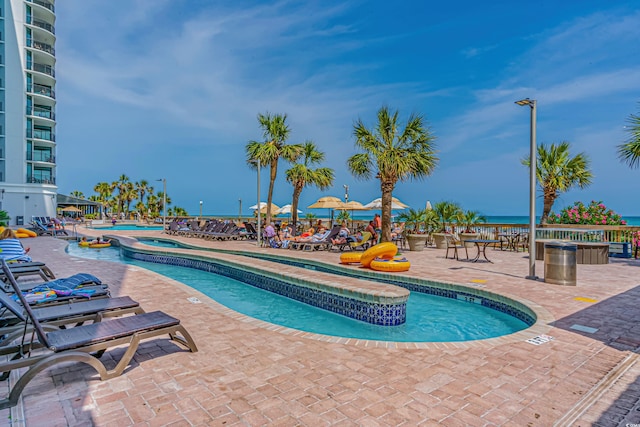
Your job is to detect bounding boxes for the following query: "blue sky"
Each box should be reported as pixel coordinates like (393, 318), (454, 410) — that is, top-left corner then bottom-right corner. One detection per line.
(54, 1), (640, 217)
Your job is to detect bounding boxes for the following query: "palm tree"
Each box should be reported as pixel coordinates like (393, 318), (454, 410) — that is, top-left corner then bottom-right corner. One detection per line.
(285, 141), (334, 232)
(93, 182), (113, 218)
(457, 210), (487, 233)
(617, 107), (640, 168)
(246, 112), (303, 225)
(113, 174), (131, 216)
(135, 180), (152, 205)
(347, 106), (438, 242)
(522, 141), (593, 224)
(70, 190), (84, 199)
(433, 201), (462, 233)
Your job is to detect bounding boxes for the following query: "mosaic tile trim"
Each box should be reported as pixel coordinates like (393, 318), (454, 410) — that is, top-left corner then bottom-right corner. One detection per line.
(240, 253), (536, 326)
(122, 248), (406, 326)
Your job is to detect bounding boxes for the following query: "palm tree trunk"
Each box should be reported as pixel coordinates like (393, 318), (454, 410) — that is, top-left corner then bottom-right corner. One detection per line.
(266, 159), (278, 225)
(291, 184), (303, 235)
(380, 182), (395, 243)
(541, 193), (556, 224)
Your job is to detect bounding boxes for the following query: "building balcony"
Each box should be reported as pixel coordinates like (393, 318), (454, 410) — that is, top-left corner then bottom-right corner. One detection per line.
(27, 83), (56, 99)
(27, 39), (56, 56)
(27, 0), (55, 14)
(27, 176), (56, 185)
(29, 17), (55, 35)
(27, 106), (55, 121)
(27, 128), (56, 142)
(27, 152), (56, 163)
(27, 61), (55, 78)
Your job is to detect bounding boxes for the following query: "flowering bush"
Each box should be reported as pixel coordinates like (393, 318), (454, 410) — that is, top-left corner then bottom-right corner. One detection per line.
(547, 200), (627, 226)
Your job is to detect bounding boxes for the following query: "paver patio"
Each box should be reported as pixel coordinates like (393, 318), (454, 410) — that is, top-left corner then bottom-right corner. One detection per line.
(1, 228), (638, 426)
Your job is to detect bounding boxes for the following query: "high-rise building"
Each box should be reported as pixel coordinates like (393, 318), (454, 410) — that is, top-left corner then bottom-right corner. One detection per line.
(1, 0), (57, 226)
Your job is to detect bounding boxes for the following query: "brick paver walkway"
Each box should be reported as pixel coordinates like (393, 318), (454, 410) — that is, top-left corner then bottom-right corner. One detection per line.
(1, 228), (638, 426)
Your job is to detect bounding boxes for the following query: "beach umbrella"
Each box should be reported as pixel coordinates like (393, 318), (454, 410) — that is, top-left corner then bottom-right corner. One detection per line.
(307, 196), (344, 224)
(363, 197), (409, 210)
(249, 202), (280, 214)
(334, 200), (367, 229)
(276, 204), (302, 215)
(426, 200), (433, 211)
(61, 206), (82, 213)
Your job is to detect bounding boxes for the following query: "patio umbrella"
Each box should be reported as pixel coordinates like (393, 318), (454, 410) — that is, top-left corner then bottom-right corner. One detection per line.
(426, 200), (433, 211)
(307, 196), (344, 224)
(249, 202), (280, 214)
(276, 204), (302, 215)
(334, 200), (367, 229)
(61, 206), (82, 213)
(363, 197), (409, 210)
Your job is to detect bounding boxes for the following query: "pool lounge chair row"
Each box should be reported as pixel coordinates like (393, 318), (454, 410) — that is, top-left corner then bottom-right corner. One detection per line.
(0, 259), (198, 409)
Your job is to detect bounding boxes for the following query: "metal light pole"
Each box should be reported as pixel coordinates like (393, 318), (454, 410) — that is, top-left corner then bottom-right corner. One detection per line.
(515, 98), (538, 280)
(250, 159), (261, 247)
(199, 200), (203, 219)
(156, 178), (167, 232)
(343, 184), (349, 203)
(238, 198), (242, 222)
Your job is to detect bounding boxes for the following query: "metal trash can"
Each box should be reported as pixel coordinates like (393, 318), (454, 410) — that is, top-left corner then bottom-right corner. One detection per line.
(544, 241), (577, 286)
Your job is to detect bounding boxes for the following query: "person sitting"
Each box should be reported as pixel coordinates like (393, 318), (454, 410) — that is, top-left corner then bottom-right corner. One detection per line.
(365, 221), (378, 244)
(90, 236), (111, 245)
(331, 223), (351, 245)
(347, 231), (364, 243)
(0, 228), (32, 262)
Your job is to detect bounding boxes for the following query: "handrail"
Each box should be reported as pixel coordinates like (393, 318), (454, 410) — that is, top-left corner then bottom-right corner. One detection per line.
(30, 18), (55, 34)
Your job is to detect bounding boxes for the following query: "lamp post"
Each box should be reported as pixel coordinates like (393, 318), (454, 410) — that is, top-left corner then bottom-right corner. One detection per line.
(250, 159), (261, 247)
(199, 200), (203, 219)
(515, 98), (538, 280)
(238, 198), (242, 222)
(156, 178), (166, 232)
(343, 184), (349, 203)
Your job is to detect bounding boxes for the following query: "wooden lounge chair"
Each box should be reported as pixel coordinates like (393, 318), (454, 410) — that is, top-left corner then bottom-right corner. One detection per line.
(0, 260), (198, 409)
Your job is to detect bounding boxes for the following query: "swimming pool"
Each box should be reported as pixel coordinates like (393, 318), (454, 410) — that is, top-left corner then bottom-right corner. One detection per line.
(66, 242), (530, 342)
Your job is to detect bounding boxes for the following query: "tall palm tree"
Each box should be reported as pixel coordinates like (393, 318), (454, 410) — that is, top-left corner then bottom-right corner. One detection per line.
(135, 180), (152, 205)
(70, 190), (84, 199)
(617, 108), (640, 169)
(285, 141), (334, 231)
(246, 112), (303, 225)
(522, 141), (593, 224)
(112, 174), (131, 216)
(93, 182), (113, 218)
(347, 106), (438, 242)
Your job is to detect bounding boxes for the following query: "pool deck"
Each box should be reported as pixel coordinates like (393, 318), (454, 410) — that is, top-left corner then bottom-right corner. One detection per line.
(1, 229), (639, 426)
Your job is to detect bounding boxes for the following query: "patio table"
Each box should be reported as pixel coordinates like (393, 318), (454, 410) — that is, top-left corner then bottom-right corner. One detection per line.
(466, 239), (501, 263)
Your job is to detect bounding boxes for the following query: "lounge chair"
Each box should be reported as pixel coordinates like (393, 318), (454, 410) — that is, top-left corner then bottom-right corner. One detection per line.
(0, 261), (56, 283)
(335, 231), (372, 251)
(301, 225), (341, 251)
(0, 259), (198, 410)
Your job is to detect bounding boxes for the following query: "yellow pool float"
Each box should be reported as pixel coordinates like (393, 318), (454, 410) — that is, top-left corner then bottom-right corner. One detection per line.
(339, 252), (362, 264)
(78, 241), (90, 247)
(359, 242), (398, 268)
(369, 256), (411, 272)
(89, 243), (111, 248)
(17, 228), (37, 237)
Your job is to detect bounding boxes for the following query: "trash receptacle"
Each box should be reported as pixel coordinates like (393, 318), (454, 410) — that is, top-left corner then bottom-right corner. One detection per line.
(16, 216), (24, 226)
(544, 241), (577, 286)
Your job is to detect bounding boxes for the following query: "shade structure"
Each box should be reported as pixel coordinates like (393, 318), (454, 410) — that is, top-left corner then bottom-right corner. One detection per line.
(363, 197), (409, 210)
(276, 204), (302, 215)
(249, 202), (280, 214)
(307, 196), (344, 209)
(60, 206), (82, 213)
(426, 200), (433, 210)
(334, 201), (366, 211)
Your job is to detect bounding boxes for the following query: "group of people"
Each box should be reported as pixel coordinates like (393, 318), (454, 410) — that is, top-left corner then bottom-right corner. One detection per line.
(260, 213), (404, 250)
(0, 228), (32, 263)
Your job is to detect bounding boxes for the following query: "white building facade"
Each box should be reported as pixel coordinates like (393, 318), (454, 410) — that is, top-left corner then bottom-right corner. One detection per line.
(1, 0), (57, 226)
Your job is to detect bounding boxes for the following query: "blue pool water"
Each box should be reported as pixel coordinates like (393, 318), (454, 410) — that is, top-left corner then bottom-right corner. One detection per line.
(66, 243), (529, 342)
